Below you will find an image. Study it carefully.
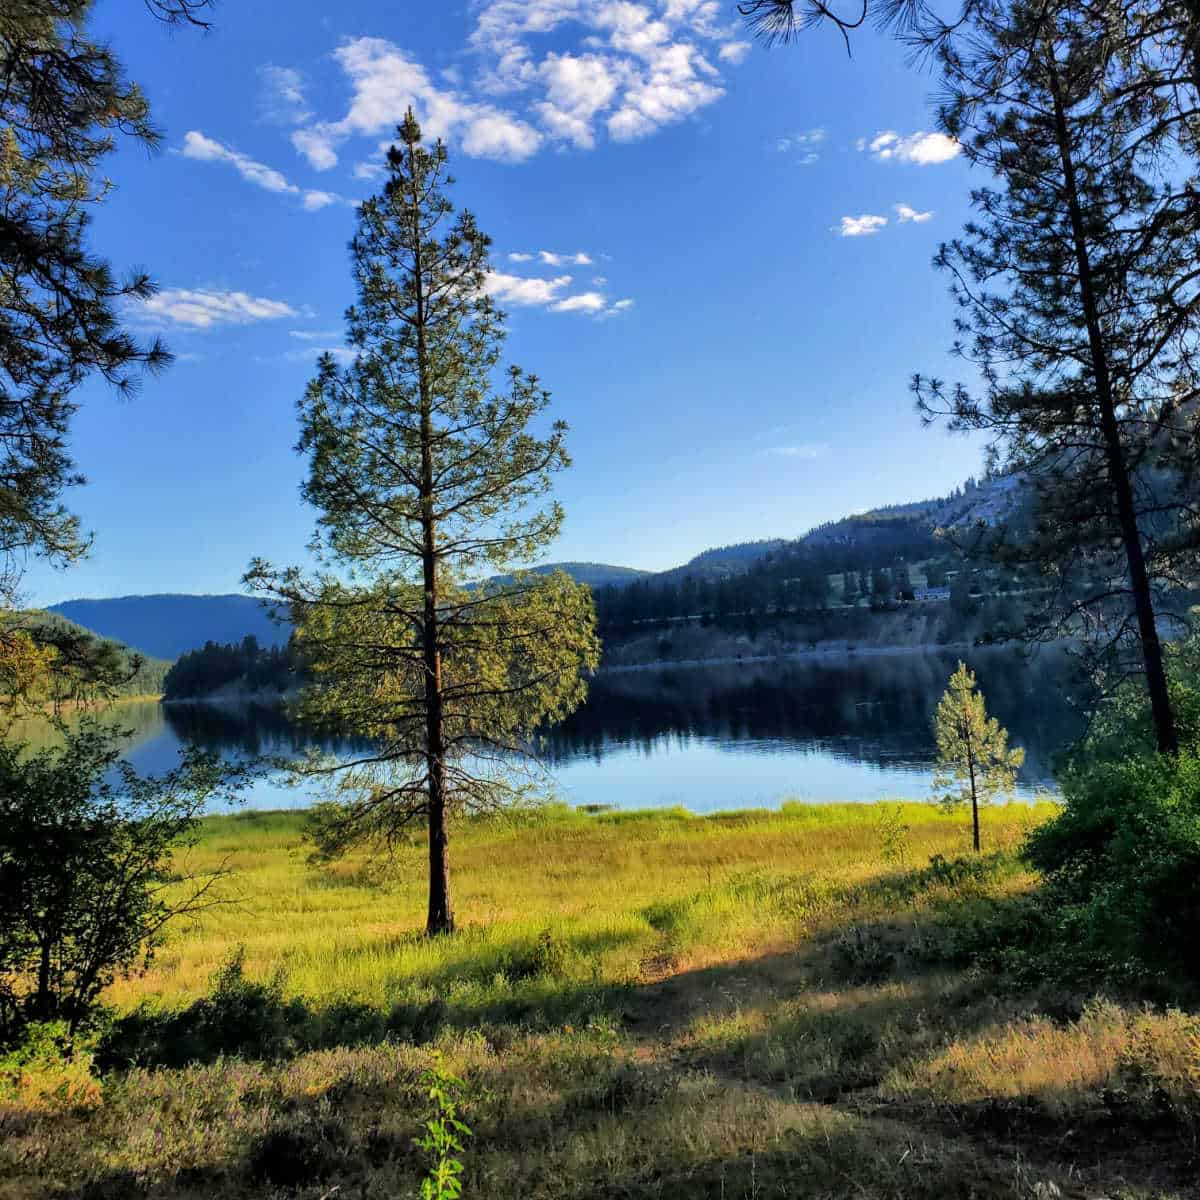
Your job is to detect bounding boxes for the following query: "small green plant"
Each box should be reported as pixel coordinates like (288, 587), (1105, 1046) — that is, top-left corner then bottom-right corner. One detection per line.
(415, 1055), (473, 1200)
(874, 804), (910, 867)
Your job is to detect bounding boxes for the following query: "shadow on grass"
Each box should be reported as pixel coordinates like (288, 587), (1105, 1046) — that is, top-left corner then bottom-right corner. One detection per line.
(98, 924), (644, 1071)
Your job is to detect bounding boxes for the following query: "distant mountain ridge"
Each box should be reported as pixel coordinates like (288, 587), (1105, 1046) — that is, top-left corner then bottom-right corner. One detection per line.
(49, 476), (1025, 662)
(50, 594), (286, 661)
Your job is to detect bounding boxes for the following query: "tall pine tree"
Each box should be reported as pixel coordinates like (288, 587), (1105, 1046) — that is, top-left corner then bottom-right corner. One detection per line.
(913, 0), (1200, 754)
(249, 113), (599, 936)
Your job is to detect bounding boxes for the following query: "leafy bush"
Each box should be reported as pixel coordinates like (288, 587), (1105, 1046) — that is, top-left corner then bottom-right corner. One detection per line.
(102, 948), (308, 1068)
(832, 927), (895, 983)
(0, 1020), (100, 1111)
(1021, 750), (1200, 983)
(0, 719), (239, 1040)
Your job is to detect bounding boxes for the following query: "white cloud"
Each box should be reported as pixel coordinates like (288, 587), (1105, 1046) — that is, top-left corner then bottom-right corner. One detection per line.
(836, 214), (888, 237)
(182, 130), (297, 194)
(484, 258), (633, 318)
(135, 288), (298, 330)
(508, 252), (535, 262)
(767, 442), (830, 459)
(862, 130), (960, 165)
(776, 128), (825, 153)
(289, 329), (344, 341)
(535, 52), (619, 148)
(352, 160), (386, 181)
(549, 291), (607, 313)
(302, 190), (341, 211)
(259, 65), (311, 124)
(290, 4), (750, 169)
(182, 130), (345, 211)
(895, 202), (933, 223)
(484, 270), (573, 306)
(291, 37), (543, 171)
(538, 249), (592, 266)
(607, 40), (723, 142)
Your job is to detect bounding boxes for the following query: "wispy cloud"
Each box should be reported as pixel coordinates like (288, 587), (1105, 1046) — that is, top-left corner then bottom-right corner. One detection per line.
(836, 213), (888, 237)
(282, 345), (357, 365)
(134, 288), (298, 331)
(858, 130), (960, 165)
(766, 442), (830, 459)
(258, 65), (312, 125)
(895, 202), (933, 223)
(776, 128), (825, 152)
(181, 130), (346, 212)
(540, 250), (592, 266)
(549, 291), (607, 313)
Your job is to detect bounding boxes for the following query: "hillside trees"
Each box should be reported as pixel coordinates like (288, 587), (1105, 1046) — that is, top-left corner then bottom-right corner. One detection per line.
(912, 0), (1200, 754)
(247, 112), (599, 937)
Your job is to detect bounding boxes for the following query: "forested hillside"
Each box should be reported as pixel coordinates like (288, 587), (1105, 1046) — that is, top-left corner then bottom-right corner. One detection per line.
(46, 477), (1027, 662)
(50, 594), (286, 660)
(5, 611), (170, 701)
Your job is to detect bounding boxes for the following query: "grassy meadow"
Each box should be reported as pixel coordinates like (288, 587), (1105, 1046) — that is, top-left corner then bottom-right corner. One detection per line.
(5, 799), (1200, 1199)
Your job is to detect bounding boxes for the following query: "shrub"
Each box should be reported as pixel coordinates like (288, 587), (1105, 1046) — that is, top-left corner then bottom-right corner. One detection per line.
(832, 927), (895, 983)
(101, 948), (309, 1068)
(0, 1020), (100, 1111)
(1022, 750), (1200, 983)
(0, 719), (240, 1039)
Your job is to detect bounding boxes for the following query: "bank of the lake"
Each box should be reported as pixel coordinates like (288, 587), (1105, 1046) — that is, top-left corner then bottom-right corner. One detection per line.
(9, 800), (1199, 1200)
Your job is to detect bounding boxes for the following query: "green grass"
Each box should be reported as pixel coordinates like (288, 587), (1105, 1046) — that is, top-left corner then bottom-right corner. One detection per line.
(4, 799), (1199, 1200)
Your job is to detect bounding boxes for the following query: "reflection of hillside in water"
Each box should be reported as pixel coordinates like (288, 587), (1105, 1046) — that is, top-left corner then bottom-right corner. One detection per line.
(160, 701), (375, 759)
(541, 649), (1081, 789)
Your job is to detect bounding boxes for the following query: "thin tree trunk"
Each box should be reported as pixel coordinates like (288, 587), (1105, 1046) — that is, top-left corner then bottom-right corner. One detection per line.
(35, 938), (52, 1019)
(408, 135), (454, 936)
(967, 744), (980, 853)
(1046, 54), (1179, 756)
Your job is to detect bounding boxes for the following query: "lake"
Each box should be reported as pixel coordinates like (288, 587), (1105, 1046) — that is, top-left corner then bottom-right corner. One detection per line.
(102, 647), (1080, 814)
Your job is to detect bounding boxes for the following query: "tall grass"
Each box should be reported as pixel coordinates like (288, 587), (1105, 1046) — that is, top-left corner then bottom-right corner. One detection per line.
(111, 800), (1050, 1013)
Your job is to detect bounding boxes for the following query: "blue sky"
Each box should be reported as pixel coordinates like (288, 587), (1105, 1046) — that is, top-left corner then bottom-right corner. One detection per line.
(25, 0), (985, 606)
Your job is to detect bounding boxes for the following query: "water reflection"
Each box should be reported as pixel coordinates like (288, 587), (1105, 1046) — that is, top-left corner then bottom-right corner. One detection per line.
(20, 648), (1083, 813)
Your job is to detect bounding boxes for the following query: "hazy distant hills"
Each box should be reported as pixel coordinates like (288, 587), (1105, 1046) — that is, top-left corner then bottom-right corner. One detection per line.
(50, 594), (287, 661)
(49, 477), (1025, 663)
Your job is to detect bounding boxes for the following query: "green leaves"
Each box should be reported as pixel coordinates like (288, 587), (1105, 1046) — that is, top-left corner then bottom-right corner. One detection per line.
(415, 1056), (473, 1200)
(0, 718), (243, 1036)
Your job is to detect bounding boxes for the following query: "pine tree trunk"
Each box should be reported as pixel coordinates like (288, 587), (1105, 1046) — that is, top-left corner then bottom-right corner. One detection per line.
(1046, 55), (1179, 756)
(967, 750), (980, 853)
(409, 135), (455, 937)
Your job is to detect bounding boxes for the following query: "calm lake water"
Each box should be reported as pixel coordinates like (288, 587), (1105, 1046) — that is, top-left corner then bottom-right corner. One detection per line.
(100, 648), (1079, 814)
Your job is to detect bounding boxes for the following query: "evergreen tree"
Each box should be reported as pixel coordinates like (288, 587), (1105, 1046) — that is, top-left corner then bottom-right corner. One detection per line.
(0, 2), (213, 595)
(248, 113), (599, 937)
(841, 570), (858, 605)
(912, 0), (1200, 754)
(933, 662), (1025, 851)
